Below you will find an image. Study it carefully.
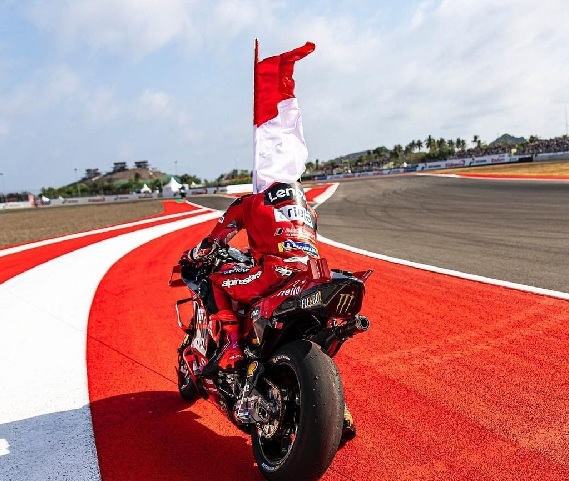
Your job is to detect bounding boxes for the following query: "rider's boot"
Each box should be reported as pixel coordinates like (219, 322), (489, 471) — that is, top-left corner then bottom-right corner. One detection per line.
(339, 404), (356, 448)
(199, 310), (244, 377)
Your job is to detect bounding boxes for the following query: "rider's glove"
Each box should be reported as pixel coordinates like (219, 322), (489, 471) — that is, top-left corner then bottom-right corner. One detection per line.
(186, 237), (218, 266)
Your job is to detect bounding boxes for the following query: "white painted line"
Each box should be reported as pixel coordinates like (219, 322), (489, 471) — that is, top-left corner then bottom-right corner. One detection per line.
(318, 234), (569, 301)
(0, 439), (9, 456)
(418, 173), (569, 182)
(0, 207), (210, 257)
(312, 183), (339, 208)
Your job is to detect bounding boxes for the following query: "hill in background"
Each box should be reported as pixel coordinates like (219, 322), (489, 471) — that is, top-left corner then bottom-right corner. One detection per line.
(489, 134), (526, 146)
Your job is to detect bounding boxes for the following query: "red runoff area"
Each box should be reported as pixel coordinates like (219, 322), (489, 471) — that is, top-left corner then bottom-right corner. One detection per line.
(87, 221), (569, 481)
(0, 201), (201, 284)
(452, 173), (569, 180)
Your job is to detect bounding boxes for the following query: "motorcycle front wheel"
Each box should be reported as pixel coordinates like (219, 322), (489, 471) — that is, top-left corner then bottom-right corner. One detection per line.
(177, 350), (200, 403)
(252, 340), (344, 481)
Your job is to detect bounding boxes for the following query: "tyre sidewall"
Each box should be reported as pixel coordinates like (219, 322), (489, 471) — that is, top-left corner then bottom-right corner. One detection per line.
(253, 340), (344, 481)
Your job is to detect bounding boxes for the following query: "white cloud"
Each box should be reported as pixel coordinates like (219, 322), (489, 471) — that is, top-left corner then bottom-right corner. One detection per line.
(212, 0), (276, 39)
(28, 0), (198, 57)
(138, 89), (173, 118)
(2, 0), (569, 192)
(136, 88), (202, 142)
(295, 0), (569, 158)
(0, 64), (81, 118)
(84, 88), (121, 125)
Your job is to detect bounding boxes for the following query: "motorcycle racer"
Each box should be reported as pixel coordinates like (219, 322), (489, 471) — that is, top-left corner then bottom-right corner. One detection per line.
(180, 181), (319, 374)
(179, 180), (356, 446)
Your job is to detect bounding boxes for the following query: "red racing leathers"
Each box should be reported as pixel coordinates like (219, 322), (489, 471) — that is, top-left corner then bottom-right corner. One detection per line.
(207, 181), (318, 306)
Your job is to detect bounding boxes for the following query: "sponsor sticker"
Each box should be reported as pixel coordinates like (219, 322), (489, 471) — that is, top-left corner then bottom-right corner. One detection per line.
(221, 270), (262, 288)
(274, 225), (316, 240)
(271, 354), (291, 363)
(274, 265), (294, 277)
(300, 290), (322, 309)
(278, 239), (318, 257)
(274, 205), (315, 228)
(222, 265), (252, 275)
(264, 183), (306, 205)
(275, 280), (302, 296)
(276, 285), (302, 296)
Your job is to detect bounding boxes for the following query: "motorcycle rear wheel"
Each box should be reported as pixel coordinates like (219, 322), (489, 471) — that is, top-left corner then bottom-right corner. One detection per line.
(252, 340), (344, 481)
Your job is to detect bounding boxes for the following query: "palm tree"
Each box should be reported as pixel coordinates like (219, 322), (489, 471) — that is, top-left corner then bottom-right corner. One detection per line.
(472, 135), (481, 147)
(415, 139), (423, 151)
(391, 144), (403, 161)
(425, 135), (436, 151)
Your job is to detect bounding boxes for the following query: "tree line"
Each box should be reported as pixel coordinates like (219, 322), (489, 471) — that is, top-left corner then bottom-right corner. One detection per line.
(0, 133), (552, 201)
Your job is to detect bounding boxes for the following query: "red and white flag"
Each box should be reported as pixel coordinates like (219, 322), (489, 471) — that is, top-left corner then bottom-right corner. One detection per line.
(253, 40), (315, 193)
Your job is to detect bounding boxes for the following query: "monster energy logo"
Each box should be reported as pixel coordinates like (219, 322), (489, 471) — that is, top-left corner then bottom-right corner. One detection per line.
(336, 293), (355, 314)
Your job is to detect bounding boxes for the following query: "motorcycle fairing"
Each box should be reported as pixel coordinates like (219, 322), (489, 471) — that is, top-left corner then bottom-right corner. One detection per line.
(249, 270), (368, 359)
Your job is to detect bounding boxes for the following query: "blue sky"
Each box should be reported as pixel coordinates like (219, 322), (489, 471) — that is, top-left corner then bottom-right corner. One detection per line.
(1, 0), (568, 193)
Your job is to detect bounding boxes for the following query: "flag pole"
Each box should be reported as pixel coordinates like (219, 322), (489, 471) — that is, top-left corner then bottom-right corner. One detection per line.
(253, 38), (259, 191)
(254, 38), (259, 125)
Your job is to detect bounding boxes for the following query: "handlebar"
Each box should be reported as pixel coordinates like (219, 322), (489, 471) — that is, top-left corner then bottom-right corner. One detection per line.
(181, 246), (254, 287)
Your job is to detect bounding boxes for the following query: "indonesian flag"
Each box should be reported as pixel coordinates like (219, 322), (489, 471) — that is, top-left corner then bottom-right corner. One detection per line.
(253, 40), (316, 193)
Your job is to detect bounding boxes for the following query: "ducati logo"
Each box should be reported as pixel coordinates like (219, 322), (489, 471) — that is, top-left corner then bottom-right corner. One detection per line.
(336, 293), (355, 314)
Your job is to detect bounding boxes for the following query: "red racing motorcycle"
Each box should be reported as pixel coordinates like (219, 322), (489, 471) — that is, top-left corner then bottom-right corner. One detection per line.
(169, 246), (371, 481)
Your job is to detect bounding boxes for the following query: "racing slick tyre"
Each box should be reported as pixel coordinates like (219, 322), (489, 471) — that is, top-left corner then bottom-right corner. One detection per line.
(252, 340), (344, 481)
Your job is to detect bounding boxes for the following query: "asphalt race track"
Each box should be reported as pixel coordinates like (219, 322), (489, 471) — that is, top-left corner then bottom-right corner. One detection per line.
(316, 176), (569, 294)
(1, 178), (568, 481)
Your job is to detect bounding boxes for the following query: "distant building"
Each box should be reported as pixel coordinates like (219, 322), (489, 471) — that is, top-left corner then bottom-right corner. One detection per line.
(85, 168), (100, 179)
(112, 162), (128, 172)
(134, 160), (150, 169)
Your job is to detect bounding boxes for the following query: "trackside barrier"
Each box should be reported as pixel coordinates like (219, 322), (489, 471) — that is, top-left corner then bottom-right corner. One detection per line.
(4, 150), (568, 211)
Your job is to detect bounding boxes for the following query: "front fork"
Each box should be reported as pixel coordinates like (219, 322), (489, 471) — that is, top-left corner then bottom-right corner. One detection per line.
(177, 335), (209, 399)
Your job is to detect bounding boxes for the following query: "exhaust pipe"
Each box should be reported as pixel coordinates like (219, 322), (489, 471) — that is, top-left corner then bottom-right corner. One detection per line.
(335, 315), (370, 339)
(312, 315), (370, 357)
